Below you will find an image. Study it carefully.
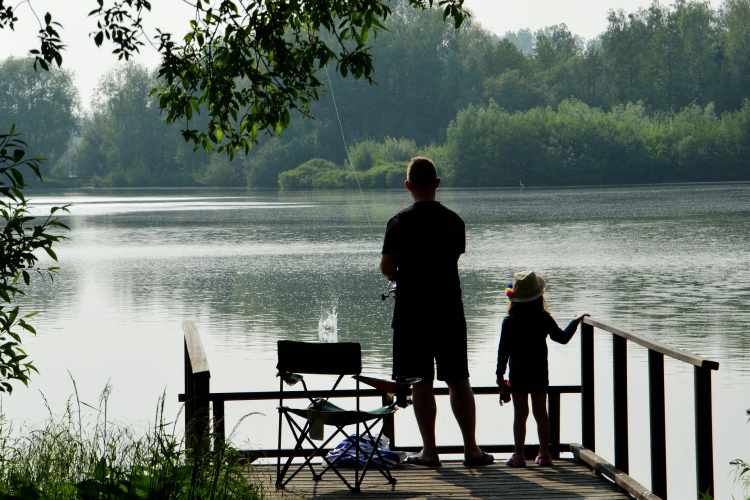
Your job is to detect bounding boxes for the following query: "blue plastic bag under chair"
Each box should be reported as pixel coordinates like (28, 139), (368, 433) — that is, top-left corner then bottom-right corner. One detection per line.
(325, 434), (402, 469)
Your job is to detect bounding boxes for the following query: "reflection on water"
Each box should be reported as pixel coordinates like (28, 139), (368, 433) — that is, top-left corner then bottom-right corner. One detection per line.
(7, 184), (750, 499)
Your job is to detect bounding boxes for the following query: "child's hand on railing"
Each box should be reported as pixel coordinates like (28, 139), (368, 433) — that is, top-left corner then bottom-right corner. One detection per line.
(574, 313), (591, 322)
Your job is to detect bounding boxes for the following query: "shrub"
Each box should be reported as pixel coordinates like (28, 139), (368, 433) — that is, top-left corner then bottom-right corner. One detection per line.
(278, 158), (338, 189)
(380, 137), (418, 163)
(0, 387), (265, 500)
(193, 154), (247, 187)
(359, 162), (406, 188)
(348, 140), (381, 171)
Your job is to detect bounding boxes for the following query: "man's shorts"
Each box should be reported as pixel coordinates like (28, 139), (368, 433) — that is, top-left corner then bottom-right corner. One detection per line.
(392, 322), (469, 382)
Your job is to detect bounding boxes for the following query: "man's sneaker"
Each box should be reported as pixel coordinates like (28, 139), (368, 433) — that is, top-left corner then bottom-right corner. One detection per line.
(505, 453), (526, 467)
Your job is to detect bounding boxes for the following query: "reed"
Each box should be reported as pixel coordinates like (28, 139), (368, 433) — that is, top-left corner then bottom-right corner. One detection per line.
(0, 384), (266, 500)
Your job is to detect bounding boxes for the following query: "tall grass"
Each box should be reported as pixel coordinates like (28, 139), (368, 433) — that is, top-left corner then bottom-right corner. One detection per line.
(0, 384), (266, 500)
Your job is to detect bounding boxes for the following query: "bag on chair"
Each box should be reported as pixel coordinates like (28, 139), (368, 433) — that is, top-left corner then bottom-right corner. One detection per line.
(325, 434), (402, 469)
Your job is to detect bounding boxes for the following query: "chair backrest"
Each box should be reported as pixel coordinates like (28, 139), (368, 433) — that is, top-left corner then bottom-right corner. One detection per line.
(277, 341), (362, 375)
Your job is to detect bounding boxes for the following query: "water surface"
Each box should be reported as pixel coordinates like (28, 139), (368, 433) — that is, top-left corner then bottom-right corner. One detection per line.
(8, 184), (750, 499)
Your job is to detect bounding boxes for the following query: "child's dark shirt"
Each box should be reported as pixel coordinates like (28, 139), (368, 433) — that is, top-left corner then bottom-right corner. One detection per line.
(496, 313), (582, 393)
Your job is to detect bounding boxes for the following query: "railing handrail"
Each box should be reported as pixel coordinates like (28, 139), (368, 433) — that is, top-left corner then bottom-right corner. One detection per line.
(177, 384), (582, 403)
(183, 320), (210, 374)
(583, 317), (719, 370)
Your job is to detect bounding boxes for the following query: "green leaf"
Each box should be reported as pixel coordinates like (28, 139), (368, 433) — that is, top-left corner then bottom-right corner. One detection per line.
(43, 247), (58, 261)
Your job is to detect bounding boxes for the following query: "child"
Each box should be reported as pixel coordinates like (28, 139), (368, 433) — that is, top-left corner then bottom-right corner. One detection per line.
(496, 270), (589, 467)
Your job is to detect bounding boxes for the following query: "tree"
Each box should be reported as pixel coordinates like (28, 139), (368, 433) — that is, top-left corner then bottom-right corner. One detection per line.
(0, 57), (79, 176)
(73, 63), (197, 186)
(721, 0), (750, 106)
(2, 0), (468, 156)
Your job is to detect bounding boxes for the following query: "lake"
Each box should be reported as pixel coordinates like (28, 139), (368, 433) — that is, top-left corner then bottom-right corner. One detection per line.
(7, 184), (750, 499)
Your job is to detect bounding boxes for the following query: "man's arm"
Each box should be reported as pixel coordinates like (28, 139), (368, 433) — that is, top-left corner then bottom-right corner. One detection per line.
(379, 254), (398, 280)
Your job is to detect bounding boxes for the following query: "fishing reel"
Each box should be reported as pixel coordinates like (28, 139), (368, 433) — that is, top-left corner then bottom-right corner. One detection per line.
(381, 281), (397, 301)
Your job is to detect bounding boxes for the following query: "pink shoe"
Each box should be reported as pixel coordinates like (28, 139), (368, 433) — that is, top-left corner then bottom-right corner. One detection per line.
(505, 453), (526, 467)
(535, 452), (553, 466)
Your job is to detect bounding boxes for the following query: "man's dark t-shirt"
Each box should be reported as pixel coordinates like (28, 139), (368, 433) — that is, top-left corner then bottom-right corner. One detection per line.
(381, 201), (466, 329)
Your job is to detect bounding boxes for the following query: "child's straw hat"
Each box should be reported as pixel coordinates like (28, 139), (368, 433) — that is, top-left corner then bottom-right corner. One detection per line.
(506, 270), (546, 303)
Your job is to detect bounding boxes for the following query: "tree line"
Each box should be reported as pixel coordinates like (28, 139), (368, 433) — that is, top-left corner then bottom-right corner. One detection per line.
(2, 0), (750, 188)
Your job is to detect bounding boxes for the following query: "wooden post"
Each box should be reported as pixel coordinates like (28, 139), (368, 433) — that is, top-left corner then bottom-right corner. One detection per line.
(581, 322), (595, 451)
(613, 334), (629, 474)
(184, 338), (194, 447)
(694, 366), (714, 499)
(192, 370), (211, 451)
(213, 398), (226, 453)
(382, 394), (396, 448)
(548, 390), (561, 459)
(183, 321), (211, 453)
(648, 349), (667, 499)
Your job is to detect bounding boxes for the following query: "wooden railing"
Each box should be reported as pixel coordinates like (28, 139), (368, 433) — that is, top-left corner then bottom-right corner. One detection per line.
(581, 317), (719, 500)
(181, 317), (719, 499)
(180, 321), (580, 459)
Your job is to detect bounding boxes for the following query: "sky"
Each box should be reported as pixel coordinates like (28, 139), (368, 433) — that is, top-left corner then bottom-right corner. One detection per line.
(0, 0), (709, 109)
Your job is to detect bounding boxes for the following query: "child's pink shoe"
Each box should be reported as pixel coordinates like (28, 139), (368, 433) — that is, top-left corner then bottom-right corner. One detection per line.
(535, 452), (553, 466)
(505, 453), (526, 467)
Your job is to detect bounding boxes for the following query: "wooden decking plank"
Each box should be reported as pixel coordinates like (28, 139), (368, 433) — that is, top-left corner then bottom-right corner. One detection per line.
(252, 459), (630, 500)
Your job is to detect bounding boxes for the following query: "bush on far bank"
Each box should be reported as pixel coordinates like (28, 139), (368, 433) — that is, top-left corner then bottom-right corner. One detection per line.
(445, 98), (750, 187)
(279, 158), (407, 189)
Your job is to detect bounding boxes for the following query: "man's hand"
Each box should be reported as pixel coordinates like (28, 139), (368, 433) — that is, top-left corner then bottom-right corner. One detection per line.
(380, 254), (398, 280)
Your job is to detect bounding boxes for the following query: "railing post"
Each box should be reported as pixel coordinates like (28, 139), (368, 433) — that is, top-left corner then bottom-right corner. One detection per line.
(382, 394), (395, 448)
(183, 321), (211, 453)
(213, 399), (226, 453)
(581, 321), (595, 451)
(648, 349), (667, 499)
(192, 371), (211, 452)
(184, 339), (195, 448)
(613, 334), (629, 474)
(548, 390), (561, 459)
(694, 366), (714, 499)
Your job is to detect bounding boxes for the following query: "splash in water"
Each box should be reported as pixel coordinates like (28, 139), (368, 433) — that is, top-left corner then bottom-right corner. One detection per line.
(318, 307), (338, 343)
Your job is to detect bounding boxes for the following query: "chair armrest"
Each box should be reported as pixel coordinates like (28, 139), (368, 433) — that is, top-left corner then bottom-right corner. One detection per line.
(277, 371), (304, 386)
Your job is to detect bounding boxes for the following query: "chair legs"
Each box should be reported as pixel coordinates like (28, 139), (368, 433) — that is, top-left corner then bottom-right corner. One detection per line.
(278, 412), (355, 490)
(276, 411), (397, 492)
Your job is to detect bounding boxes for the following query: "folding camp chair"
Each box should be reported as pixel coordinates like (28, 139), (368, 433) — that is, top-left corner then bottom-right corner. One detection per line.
(275, 341), (413, 492)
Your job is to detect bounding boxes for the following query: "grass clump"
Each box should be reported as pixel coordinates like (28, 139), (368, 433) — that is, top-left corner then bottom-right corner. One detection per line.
(0, 385), (265, 500)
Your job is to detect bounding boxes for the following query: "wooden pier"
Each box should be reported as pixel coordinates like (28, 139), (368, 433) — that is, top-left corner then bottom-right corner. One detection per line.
(180, 316), (719, 500)
(251, 458), (636, 500)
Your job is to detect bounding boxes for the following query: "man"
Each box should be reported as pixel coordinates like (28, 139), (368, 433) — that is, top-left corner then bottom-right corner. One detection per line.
(379, 157), (493, 466)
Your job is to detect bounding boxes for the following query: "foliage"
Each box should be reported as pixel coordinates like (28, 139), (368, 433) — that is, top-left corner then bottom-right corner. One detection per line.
(728, 408), (750, 500)
(279, 158), (338, 189)
(6, 0), (750, 188)
(279, 157), (406, 189)
(0, 387), (265, 499)
(380, 136), (419, 163)
(0, 126), (68, 393)
(0, 57), (80, 177)
(444, 98), (750, 187)
(348, 140), (382, 171)
(193, 153), (247, 187)
(72, 63), (205, 187)
(149, 0), (467, 157)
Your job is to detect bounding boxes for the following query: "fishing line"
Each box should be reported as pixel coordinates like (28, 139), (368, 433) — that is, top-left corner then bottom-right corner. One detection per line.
(323, 65), (396, 301)
(324, 65), (376, 242)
